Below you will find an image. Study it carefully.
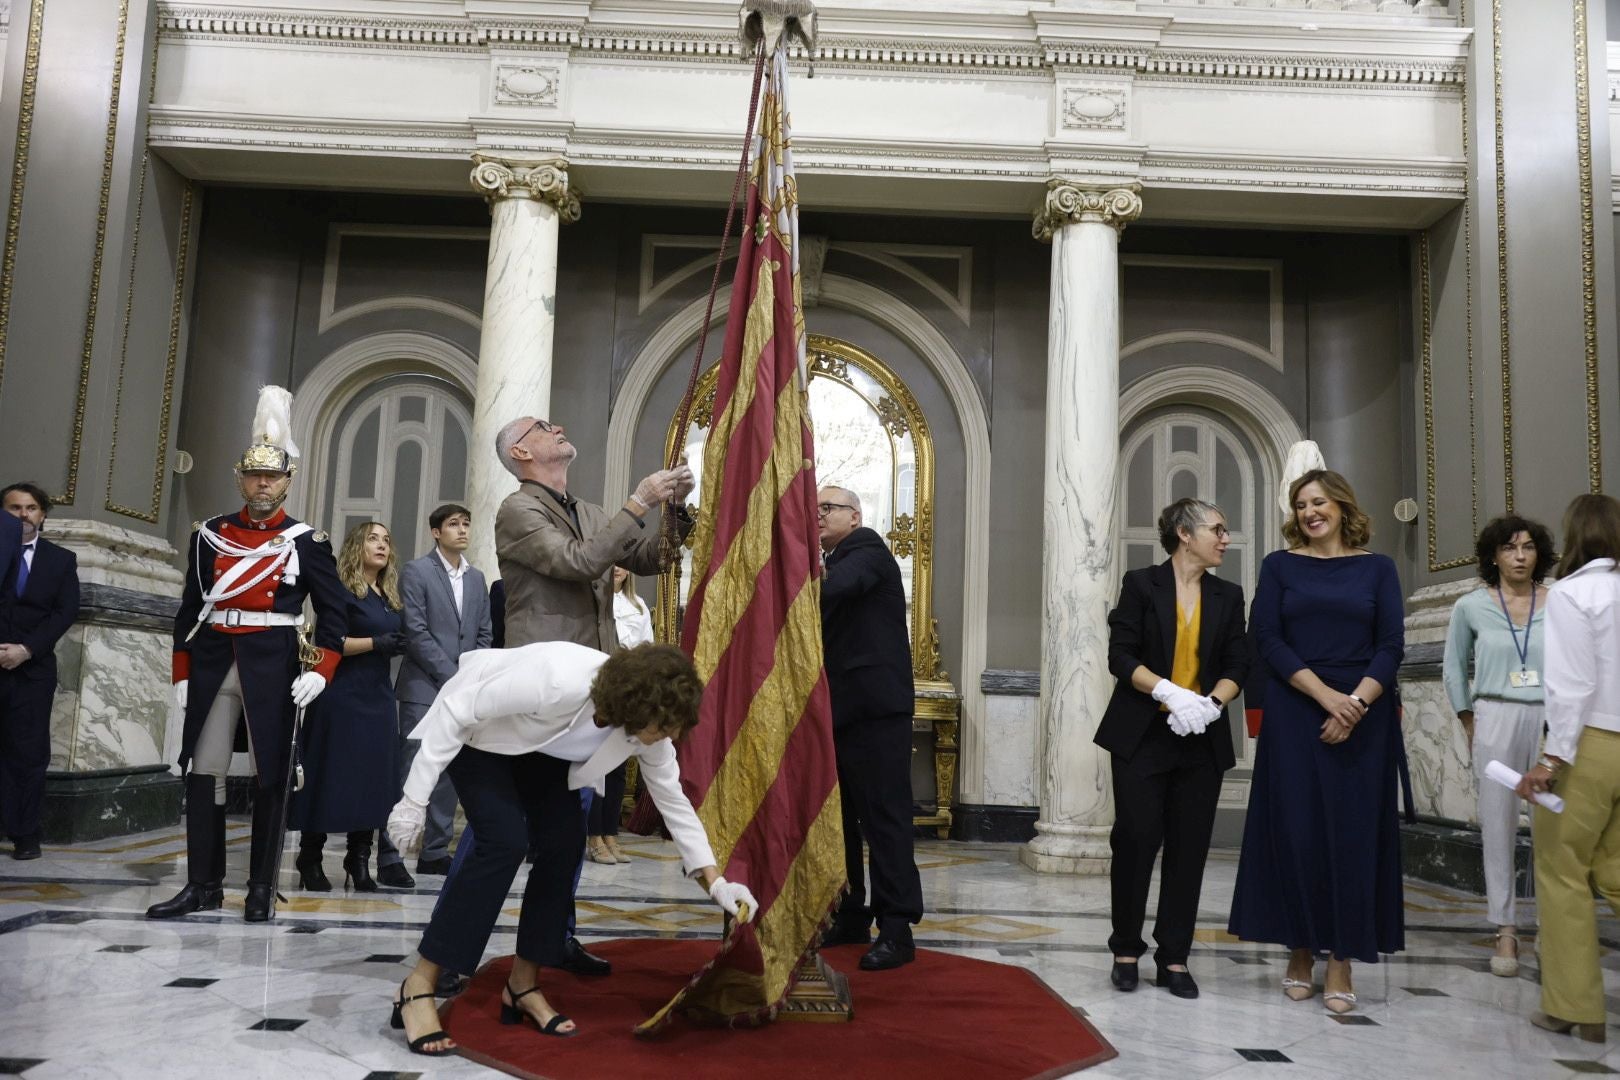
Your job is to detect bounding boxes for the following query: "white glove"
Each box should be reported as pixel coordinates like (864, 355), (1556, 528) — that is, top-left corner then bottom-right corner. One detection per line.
(1172, 695), (1223, 736)
(632, 470), (678, 510)
(174, 680), (188, 710)
(290, 672), (327, 709)
(386, 796), (428, 856)
(1166, 709), (1193, 737)
(708, 876), (759, 923)
(670, 465), (696, 502)
(1152, 679), (1205, 717)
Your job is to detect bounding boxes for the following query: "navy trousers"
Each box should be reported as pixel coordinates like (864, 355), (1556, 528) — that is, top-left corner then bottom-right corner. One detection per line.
(417, 746), (583, 976)
(0, 672), (54, 843)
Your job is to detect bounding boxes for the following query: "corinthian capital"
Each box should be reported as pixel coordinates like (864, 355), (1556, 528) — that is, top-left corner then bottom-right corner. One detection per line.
(1032, 182), (1142, 242)
(470, 155), (583, 222)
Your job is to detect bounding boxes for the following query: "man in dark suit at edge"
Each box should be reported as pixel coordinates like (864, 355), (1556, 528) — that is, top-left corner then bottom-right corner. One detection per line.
(815, 484), (924, 971)
(0, 482), (81, 860)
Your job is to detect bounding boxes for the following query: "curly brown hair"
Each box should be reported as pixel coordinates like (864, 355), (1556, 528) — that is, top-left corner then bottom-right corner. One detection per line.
(1281, 469), (1372, 549)
(589, 643), (704, 738)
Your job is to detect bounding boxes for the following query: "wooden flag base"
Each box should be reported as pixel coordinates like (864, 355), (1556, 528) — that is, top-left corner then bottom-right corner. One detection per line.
(778, 949), (853, 1023)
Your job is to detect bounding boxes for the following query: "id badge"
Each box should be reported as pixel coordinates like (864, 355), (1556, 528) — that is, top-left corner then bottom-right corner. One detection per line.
(1510, 669), (1540, 688)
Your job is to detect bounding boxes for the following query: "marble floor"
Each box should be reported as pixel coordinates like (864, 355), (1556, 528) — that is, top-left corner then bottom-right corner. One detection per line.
(0, 826), (1615, 1079)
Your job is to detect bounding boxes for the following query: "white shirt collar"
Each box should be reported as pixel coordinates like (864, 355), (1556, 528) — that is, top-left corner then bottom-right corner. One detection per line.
(1562, 557), (1617, 579)
(436, 548), (468, 579)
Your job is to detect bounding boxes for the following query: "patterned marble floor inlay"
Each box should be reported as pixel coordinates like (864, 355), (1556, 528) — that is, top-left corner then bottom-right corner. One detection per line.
(0, 830), (1615, 1079)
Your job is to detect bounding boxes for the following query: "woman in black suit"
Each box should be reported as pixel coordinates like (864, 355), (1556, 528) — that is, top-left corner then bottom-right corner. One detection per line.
(1095, 497), (1250, 1000)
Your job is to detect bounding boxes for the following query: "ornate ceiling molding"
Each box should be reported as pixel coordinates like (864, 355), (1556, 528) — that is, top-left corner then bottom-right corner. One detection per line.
(154, 2), (1467, 88)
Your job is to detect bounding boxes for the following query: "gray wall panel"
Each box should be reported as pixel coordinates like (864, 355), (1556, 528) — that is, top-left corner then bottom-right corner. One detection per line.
(106, 156), (191, 523)
(0, 0), (125, 502)
(985, 229), (1048, 669)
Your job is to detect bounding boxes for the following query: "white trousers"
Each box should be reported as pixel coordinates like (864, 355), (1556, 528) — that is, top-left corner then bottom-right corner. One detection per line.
(1471, 699), (1544, 927)
(190, 664), (257, 804)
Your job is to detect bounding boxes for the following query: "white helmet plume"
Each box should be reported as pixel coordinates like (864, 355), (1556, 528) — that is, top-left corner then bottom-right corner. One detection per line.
(1278, 440), (1325, 516)
(251, 385), (300, 460)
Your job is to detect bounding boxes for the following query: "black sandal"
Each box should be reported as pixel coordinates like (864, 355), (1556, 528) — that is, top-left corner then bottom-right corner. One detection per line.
(390, 979), (456, 1056)
(501, 981), (577, 1037)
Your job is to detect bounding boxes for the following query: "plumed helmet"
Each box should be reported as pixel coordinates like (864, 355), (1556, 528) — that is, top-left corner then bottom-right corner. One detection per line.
(235, 385), (301, 476)
(1278, 440), (1325, 515)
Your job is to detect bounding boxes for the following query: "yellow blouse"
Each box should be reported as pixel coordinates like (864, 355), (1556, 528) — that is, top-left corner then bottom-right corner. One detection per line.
(1168, 601), (1201, 696)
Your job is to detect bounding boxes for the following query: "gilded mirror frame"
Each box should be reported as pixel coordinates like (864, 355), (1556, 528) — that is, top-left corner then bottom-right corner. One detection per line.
(654, 333), (947, 684)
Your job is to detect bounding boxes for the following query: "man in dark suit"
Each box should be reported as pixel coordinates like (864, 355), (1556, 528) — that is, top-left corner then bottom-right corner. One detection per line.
(0, 482), (81, 860)
(378, 503), (494, 887)
(816, 485), (924, 971)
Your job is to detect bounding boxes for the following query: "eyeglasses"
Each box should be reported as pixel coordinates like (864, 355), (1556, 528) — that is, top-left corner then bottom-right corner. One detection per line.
(519, 419), (556, 442)
(817, 502), (857, 517)
(1199, 522), (1230, 539)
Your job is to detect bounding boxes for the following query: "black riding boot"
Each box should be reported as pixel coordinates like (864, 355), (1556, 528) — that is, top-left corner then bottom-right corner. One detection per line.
(146, 775), (226, 920)
(244, 786), (285, 923)
(343, 831), (378, 892)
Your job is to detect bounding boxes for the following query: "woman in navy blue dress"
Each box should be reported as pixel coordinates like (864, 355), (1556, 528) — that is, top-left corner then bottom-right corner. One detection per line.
(292, 522), (405, 892)
(1228, 470), (1405, 1015)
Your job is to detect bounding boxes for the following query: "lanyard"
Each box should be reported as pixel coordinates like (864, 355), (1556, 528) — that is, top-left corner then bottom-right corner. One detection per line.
(1493, 586), (1535, 673)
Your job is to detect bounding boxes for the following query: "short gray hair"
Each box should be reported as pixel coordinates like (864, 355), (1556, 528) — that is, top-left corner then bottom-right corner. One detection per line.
(822, 485), (861, 515)
(1158, 498), (1222, 554)
(495, 418), (532, 477)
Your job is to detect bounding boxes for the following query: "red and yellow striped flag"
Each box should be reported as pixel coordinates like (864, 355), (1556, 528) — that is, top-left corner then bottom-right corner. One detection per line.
(637, 42), (844, 1032)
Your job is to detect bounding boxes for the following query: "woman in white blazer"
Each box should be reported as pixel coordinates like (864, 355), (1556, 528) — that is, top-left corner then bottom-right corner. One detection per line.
(383, 641), (757, 1057)
(1516, 494), (1620, 1045)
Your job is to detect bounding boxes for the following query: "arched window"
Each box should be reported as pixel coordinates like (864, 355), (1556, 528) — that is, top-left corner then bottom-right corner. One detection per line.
(322, 375), (472, 561)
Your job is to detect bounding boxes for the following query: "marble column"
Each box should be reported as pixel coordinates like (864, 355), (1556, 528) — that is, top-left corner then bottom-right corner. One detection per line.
(1021, 183), (1142, 875)
(466, 155), (582, 578)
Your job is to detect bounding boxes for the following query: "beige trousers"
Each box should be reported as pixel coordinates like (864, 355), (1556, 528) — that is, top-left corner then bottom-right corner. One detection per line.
(1533, 725), (1620, 1024)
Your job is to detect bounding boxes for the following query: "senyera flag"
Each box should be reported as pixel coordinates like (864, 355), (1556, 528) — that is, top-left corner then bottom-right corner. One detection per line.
(637, 33), (844, 1034)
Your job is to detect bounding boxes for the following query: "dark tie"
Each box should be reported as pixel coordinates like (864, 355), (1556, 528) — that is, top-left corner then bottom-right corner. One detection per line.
(16, 544), (31, 596)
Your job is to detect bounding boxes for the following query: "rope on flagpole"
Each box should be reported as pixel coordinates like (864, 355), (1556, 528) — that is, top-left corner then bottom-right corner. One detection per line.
(657, 35), (770, 570)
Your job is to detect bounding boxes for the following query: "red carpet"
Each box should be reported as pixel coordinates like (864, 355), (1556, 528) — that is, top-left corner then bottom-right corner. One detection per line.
(441, 940), (1116, 1080)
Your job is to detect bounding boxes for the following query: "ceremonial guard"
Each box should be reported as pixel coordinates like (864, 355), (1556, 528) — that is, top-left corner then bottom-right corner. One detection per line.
(147, 387), (348, 923)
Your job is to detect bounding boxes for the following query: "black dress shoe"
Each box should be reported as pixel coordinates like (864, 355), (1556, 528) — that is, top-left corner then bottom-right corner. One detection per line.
(1110, 961), (1139, 992)
(820, 922), (872, 948)
(146, 881), (224, 920)
(12, 838), (40, 860)
(1159, 968), (1199, 999)
(858, 939), (915, 971)
(415, 856), (453, 876)
(377, 862), (416, 889)
(243, 882), (275, 922)
(549, 936), (612, 976)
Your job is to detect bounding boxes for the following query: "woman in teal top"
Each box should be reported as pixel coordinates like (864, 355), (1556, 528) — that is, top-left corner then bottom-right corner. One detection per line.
(1442, 514), (1554, 977)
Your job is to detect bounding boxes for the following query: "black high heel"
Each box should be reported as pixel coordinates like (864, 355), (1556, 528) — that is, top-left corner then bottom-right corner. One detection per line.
(390, 979), (455, 1057)
(342, 853), (377, 892)
(295, 851), (331, 892)
(500, 982), (576, 1037)
(343, 832), (378, 892)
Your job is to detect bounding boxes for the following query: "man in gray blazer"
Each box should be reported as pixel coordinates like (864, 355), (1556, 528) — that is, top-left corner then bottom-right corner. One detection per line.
(377, 503), (493, 887)
(492, 416), (694, 652)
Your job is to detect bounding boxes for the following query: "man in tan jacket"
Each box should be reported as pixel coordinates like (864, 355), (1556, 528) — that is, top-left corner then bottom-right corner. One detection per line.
(492, 416), (695, 653)
(487, 414), (696, 977)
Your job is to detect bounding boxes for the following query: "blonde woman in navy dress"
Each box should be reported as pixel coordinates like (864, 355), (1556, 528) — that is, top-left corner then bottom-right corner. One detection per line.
(1228, 470), (1405, 1015)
